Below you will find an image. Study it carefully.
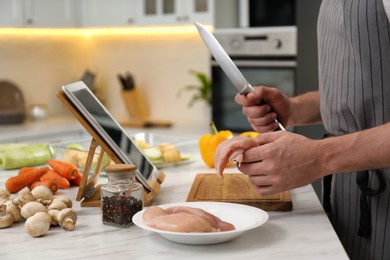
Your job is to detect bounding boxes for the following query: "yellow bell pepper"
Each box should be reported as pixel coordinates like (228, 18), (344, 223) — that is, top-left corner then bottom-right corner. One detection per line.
(239, 131), (260, 138)
(198, 122), (233, 168)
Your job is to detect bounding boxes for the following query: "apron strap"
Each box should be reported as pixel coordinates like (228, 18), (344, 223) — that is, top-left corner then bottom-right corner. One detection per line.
(356, 170), (386, 238)
(322, 174), (333, 213)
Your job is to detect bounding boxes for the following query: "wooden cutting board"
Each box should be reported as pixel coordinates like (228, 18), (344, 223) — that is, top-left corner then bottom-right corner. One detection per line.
(186, 173), (293, 211)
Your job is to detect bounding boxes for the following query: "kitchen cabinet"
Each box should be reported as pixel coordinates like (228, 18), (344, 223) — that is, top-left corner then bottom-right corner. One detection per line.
(81, 0), (138, 27)
(0, 0), (78, 28)
(23, 0), (78, 27)
(0, 0), (218, 28)
(0, 0), (23, 27)
(137, 0), (213, 26)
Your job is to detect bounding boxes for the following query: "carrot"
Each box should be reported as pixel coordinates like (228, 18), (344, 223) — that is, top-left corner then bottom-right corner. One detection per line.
(17, 167), (37, 175)
(40, 170), (70, 189)
(46, 159), (78, 180)
(5, 167), (49, 193)
(30, 181), (58, 194)
(70, 171), (83, 186)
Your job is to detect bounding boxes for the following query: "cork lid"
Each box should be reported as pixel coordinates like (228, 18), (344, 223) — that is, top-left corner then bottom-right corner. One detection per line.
(105, 164), (137, 173)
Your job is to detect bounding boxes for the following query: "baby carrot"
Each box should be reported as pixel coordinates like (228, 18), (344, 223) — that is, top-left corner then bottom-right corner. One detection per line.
(40, 169), (70, 189)
(30, 181), (58, 194)
(70, 171), (83, 186)
(17, 167), (36, 175)
(5, 167), (49, 193)
(18, 166), (49, 176)
(46, 159), (78, 180)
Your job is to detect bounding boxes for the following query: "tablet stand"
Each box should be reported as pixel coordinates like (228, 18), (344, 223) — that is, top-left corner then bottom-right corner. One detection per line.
(57, 90), (165, 207)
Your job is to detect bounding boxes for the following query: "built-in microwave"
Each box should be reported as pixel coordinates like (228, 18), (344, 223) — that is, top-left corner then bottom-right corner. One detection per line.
(239, 0), (296, 27)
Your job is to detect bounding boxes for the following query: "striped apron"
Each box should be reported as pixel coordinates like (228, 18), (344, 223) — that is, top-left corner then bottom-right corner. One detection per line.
(318, 0), (390, 259)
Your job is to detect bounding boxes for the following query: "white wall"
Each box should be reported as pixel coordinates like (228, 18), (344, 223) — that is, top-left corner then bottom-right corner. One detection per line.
(0, 28), (211, 127)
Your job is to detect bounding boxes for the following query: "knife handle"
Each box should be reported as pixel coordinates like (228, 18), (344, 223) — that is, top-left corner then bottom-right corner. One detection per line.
(258, 99), (285, 131)
(241, 84), (285, 131)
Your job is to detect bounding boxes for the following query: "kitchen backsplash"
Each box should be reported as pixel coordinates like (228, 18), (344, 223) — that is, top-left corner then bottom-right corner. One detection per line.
(0, 27), (211, 127)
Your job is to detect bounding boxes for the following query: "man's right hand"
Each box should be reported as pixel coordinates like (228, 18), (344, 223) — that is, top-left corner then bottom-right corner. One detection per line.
(235, 86), (292, 132)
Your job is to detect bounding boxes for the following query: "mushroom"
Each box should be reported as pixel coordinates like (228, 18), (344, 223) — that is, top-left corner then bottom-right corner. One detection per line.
(4, 200), (22, 222)
(57, 208), (77, 231)
(47, 200), (67, 211)
(52, 196), (72, 208)
(47, 209), (60, 226)
(16, 187), (34, 207)
(31, 186), (53, 206)
(0, 204), (14, 229)
(0, 188), (11, 204)
(21, 201), (46, 219)
(24, 212), (52, 237)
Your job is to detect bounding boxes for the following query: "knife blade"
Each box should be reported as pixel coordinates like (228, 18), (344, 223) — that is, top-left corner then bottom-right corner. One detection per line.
(194, 22), (285, 131)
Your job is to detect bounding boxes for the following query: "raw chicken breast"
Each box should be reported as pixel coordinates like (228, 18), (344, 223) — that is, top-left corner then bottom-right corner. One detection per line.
(142, 206), (235, 233)
(166, 206), (235, 231)
(148, 212), (218, 232)
(142, 206), (169, 226)
(214, 136), (257, 177)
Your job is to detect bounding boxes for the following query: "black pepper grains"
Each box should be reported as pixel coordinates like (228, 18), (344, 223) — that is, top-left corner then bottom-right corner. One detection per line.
(100, 164), (144, 228)
(102, 195), (143, 227)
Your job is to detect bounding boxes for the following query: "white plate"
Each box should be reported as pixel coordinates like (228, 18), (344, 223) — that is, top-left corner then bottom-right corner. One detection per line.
(132, 201), (269, 245)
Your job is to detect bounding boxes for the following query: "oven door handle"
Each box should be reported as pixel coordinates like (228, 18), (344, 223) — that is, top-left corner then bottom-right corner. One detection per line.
(212, 60), (297, 68)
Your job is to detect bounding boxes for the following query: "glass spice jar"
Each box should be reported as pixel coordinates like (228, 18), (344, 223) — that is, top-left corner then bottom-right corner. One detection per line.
(101, 164), (143, 227)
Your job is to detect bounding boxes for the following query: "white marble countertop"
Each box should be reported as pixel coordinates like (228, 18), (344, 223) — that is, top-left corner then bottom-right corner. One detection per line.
(0, 162), (349, 260)
(0, 117), (349, 259)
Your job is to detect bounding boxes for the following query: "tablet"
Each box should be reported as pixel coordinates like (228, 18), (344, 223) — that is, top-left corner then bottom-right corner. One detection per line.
(62, 81), (158, 191)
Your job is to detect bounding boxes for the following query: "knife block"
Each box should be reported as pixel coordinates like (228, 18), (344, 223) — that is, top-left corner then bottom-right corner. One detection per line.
(121, 88), (172, 128)
(122, 88), (149, 120)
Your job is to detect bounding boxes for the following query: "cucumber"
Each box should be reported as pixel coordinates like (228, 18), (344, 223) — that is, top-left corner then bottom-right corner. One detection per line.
(0, 143), (54, 170)
(0, 143), (28, 154)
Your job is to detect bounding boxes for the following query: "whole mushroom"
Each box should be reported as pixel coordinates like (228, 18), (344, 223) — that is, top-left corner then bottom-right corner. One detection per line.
(4, 200), (22, 222)
(31, 186), (53, 206)
(16, 188), (34, 207)
(47, 200), (67, 212)
(0, 188), (10, 204)
(47, 209), (60, 226)
(58, 208), (77, 231)
(0, 204), (14, 229)
(24, 212), (52, 237)
(21, 201), (46, 219)
(52, 196), (72, 208)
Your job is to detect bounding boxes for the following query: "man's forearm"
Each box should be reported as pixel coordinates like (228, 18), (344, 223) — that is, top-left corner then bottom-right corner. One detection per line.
(289, 91), (322, 127)
(319, 122), (390, 175)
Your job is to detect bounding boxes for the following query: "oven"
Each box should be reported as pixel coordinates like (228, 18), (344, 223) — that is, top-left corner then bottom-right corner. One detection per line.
(211, 27), (297, 133)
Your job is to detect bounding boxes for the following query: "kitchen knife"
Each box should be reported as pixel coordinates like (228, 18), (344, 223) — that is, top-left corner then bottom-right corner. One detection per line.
(194, 22), (285, 131)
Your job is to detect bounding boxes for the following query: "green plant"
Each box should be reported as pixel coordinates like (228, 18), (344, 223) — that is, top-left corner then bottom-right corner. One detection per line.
(178, 70), (212, 107)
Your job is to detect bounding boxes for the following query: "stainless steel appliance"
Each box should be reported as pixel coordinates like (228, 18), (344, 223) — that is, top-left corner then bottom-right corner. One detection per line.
(211, 26), (297, 132)
(239, 0), (296, 28)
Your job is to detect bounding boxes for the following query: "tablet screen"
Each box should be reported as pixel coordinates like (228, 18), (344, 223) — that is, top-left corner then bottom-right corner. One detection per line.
(66, 86), (156, 186)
